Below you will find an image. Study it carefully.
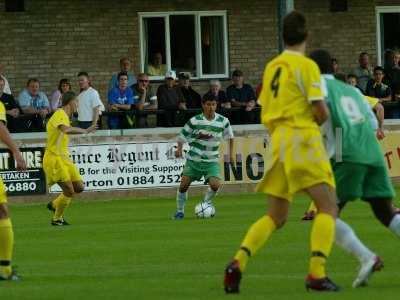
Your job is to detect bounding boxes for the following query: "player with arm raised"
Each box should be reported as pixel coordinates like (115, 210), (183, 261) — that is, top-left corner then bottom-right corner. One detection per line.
(44, 91), (96, 226)
(173, 93), (234, 219)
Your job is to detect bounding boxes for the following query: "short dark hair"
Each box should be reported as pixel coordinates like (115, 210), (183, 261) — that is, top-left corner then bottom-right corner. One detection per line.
(374, 66), (385, 73)
(27, 78), (39, 86)
(359, 52), (368, 58)
(61, 91), (77, 106)
(58, 78), (71, 92)
(309, 49), (334, 74)
(283, 11), (308, 46)
(119, 57), (131, 64)
(232, 69), (243, 77)
(137, 72), (148, 78)
(117, 71), (128, 81)
(347, 73), (357, 80)
(77, 71), (89, 78)
(178, 72), (190, 80)
(331, 58), (338, 64)
(202, 93), (218, 103)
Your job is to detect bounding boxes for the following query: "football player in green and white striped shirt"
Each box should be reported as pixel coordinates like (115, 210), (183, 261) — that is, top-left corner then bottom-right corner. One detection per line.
(173, 93), (234, 219)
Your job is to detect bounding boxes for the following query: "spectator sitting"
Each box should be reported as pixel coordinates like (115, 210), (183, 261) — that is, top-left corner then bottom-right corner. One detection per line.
(18, 78), (50, 131)
(50, 78), (71, 112)
(132, 73), (157, 128)
(366, 66), (392, 102)
(178, 72), (201, 123)
(332, 58), (339, 74)
(226, 69), (257, 124)
(108, 57), (137, 92)
(178, 72), (201, 109)
(203, 80), (230, 109)
(147, 52), (167, 76)
(390, 83), (400, 119)
(384, 49), (400, 96)
(107, 72), (135, 129)
(0, 77), (21, 132)
(347, 73), (364, 93)
(332, 57), (346, 80)
(77, 71), (105, 129)
(394, 49), (400, 69)
(156, 70), (185, 127)
(353, 52), (373, 94)
(0, 63), (12, 95)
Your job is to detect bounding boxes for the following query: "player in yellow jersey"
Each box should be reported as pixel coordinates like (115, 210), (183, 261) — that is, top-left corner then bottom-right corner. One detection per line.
(44, 91), (96, 226)
(0, 101), (26, 280)
(224, 11), (340, 293)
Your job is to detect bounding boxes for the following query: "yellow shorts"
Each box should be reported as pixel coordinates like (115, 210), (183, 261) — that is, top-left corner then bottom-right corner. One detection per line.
(0, 179), (6, 204)
(43, 152), (82, 186)
(256, 127), (335, 201)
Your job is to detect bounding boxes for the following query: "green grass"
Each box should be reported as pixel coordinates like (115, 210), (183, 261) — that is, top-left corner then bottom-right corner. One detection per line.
(2, 190), (400, 299)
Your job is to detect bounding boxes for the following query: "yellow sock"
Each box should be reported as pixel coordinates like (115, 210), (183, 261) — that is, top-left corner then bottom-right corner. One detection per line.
(53, 194), (72, 221)
(309, 213), (335, 278)
(0, 218), (13, 277)
(307, 201), (317, 213)
(234, 215), (276, 272)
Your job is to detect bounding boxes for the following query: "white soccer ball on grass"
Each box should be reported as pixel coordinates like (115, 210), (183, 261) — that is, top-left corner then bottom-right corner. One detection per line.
(195, 202), (216, 218)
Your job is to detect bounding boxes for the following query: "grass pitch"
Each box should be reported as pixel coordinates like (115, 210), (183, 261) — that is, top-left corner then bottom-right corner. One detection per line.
(2, 190), (400, 299)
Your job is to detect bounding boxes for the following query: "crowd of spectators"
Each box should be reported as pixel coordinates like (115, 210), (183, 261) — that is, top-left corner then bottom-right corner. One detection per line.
(336, 50), (400, 118)
(0, 57), (261, 132)
(5, 49), (399, 133)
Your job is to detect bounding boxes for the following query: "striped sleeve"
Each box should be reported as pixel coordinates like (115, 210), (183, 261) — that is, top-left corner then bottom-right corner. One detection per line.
(178, 119), (194, 142)
(223, 118), (234, 139)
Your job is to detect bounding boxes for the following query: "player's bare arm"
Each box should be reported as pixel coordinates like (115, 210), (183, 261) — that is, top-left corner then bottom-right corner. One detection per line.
(58, 124), (96, 135)
(311, 100), (329, 125)
(0, 121), (26, 170)
(175, 141), (183, 158)
(229, 138), (235, 163)
(374, 102), (385, 140)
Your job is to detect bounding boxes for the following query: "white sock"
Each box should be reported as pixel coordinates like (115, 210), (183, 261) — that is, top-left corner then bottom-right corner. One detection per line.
(176, 191), (187, 213)
(335, 218), (375, 263)
(204, 187), (217, 205)
(389, 214), (400, 236)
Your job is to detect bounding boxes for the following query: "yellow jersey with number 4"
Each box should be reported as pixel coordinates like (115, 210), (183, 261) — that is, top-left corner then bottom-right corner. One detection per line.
(258, 50), (324, 132)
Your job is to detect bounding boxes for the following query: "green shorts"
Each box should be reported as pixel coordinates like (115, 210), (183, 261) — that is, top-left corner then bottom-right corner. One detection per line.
(333, 162), (395, 204)
(182, 159), (221, 182)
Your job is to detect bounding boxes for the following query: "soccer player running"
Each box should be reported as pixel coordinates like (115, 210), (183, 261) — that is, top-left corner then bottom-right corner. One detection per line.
(309, 49), (400, 288)
(173, 94), (234, 219)
(224, 11), (340, 293)
(302, 93), (386, 221)
(44, 91), (96, 225)
(0, 102), (26, 281)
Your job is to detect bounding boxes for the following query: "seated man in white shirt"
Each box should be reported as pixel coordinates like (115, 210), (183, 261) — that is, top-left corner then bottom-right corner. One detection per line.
(77, 72), (105, 129)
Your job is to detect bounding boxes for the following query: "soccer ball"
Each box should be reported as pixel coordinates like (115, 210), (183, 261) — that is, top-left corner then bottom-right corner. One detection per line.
(195, 202), (216, 218)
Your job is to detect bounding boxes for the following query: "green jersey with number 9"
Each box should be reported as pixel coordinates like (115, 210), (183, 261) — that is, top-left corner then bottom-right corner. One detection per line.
(322, 74), (384, 166)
